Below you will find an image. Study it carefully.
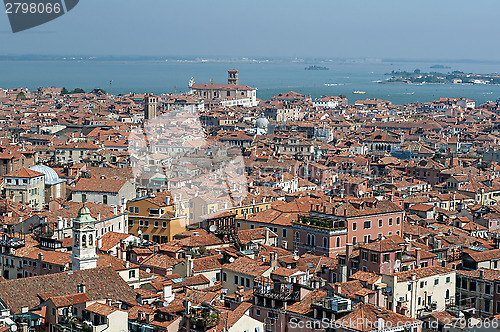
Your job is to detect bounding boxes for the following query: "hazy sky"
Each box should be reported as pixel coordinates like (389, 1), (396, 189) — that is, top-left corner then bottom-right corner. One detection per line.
(1, 0), (499, 60)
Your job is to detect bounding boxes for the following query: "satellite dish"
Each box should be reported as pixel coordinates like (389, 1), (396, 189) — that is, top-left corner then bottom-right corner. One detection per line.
(11, 325), (17, 332)
(146, 268), (151, 273)
(209, 225), (217, 232)
(229, 257), (235, 263)
(211, 277), (216, 283)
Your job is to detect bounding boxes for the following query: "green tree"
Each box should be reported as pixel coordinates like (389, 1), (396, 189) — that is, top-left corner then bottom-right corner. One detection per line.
(16, 92), (27, 100)
(61, 87), (69, 95)
(92, 88), (106, 95)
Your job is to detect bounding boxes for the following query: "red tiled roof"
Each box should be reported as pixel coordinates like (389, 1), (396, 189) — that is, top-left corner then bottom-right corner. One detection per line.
(4, 168), (44, 178)
(335, 302), (420, 332)
(85, 302), (118, 316)
(0, 267), (136, 313)
(394, 266), (453, 282)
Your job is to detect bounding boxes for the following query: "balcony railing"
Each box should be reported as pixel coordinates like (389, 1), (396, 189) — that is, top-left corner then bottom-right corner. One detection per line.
(253, 277), (300, 302)
(293, 215), (347, 234)
(57, 315), (92, 332)
(312, 297), (351, 313)
(0, 236), (25, 248)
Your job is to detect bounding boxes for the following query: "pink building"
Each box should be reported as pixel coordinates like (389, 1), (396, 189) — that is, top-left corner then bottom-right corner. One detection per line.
(334, 302), (422, 332)
(292, 197), (404, 257)
(300, 162), (335, 187)
(354, 235), (437, 275)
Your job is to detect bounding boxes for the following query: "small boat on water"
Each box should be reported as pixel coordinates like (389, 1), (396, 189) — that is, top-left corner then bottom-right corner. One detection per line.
(353, 91), (366, 94)
(305, 65), (329, 70)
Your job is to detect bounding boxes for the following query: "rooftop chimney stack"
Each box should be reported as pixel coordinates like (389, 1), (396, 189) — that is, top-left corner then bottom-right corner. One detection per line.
(77, 283), (86, 293)
(270, 251), (278, 269)
(186, 256), (194, 277)
(163, 282), (174, 304)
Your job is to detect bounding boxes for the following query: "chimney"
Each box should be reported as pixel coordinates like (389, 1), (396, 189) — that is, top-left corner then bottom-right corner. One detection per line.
(57, 216), (64, 229)
(97, 213), (101, 221)
(166, 196), (171, 205)
(270, 251), (278, 269)
(19, 323), (28, 332)
(480, 269), (485, 279)
(186, 256), (194, 277)
(113, 205), (118, 215)
(334, 283), (342, 294)
(415, 248), (421, 266)
(38, 252), (43, 261)
(345, 243), (353, 263)
(77, 283), (86, 293)
(235, 286), (244, 301)
(265, 228), (270, 245)
(376, 317), (385, 331)
(183, 301), (191, 315)
(163, 282), (174, 304)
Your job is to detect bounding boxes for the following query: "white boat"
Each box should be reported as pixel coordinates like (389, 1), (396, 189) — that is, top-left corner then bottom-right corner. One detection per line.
(353, 91), (366, 94)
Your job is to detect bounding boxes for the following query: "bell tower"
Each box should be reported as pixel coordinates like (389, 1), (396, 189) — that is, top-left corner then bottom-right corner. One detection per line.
(144, 94), (158, 120)
(71, 204), (98, 270)
(228, 69), (239, 85)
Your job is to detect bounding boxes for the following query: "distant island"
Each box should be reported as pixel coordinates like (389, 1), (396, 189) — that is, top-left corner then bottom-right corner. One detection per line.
(305, 65), (329, 70)
(382, 68), (500, 85)
(430, 64), (451, 69)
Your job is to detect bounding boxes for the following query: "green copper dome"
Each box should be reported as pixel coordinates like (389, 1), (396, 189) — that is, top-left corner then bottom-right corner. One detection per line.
(73, 204), (96, 225)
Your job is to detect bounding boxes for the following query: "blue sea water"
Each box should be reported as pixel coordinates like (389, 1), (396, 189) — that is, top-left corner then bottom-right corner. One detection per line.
(1, 59), (500, 105)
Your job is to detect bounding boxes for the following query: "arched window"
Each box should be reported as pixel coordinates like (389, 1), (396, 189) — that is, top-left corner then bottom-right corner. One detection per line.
(323, 237), (328, 249)
(336, 237), (341, 248)
(89, 234), (93, 247)
(311, 235), (316, 247)
(446, 289), (450, 299)
(307, 234), (311, 245)
(82, 235), (87, 247)
(294, 232), (300, 243)
(75, 236), (79, 246)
